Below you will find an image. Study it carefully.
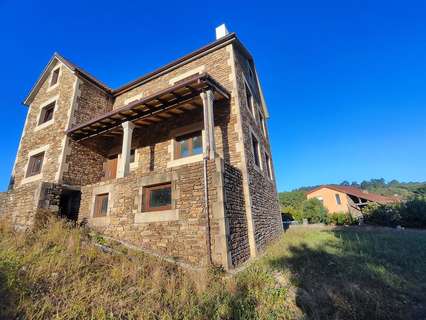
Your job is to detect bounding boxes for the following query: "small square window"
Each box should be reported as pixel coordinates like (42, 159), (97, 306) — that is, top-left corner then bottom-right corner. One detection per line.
(26, 152), (45, 177)
(94, 193), (109, 217)
(50, 68), (60, 87)
(143, 183), (172, 212)
(38, 102), (55, 125)
(335, 194), (342, 205)
(251, 134), (260, 168)
(175, 131), (203, 159)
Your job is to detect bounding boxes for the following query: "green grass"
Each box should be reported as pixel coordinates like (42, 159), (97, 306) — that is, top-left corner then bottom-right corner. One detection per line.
(1, 220), (425, 319)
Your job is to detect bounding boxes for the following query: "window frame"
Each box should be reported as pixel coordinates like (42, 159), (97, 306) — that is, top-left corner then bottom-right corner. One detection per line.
(251, 133), (261, 169)
(93, 193), (109, 217)
(129, 149), (136, 164)
(38, 101), (56, 125)
(258, 108), (267, 137)
(26, 152), (45, 178)
(50, 67), (60, 87)
(174, 130), (203, 160)
(143, 182), (172, 212)
(244, 81), (256, 119)
(335, 194), (342, 205)
(264, 152), (273, 180)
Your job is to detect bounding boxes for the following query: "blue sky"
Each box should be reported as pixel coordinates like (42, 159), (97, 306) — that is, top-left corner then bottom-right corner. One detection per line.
(0, 0), (425, 192)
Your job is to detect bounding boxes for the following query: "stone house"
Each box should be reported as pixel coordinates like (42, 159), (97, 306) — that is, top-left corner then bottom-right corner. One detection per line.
(0, 25), (282, 269)
(307, 185), (399, 216)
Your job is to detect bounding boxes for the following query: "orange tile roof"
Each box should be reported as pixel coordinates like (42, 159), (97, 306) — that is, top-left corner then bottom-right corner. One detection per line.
(307, 185), (400, 204)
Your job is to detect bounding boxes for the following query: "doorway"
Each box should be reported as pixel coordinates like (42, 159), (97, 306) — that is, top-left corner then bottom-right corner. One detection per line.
(59, 189), (81, 221)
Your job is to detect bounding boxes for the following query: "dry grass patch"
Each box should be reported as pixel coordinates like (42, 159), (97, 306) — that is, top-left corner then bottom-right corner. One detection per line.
(0, 218), (295, 320)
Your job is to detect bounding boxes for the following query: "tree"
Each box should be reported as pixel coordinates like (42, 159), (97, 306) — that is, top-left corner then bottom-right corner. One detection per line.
(279, 191), (305, 210)
(351, 181), (360, 187)
(340, 181), (350, 186)
(302, 198), (328, 223)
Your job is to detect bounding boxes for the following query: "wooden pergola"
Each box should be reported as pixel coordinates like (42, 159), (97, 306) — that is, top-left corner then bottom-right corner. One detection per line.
(66, 73), (230, 142)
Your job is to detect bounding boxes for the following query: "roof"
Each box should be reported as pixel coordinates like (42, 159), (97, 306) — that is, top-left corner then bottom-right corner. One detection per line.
(23, 33), (245, 105)
(307, 185), (400, 204)
(23, 53), (112, 106)
(67, 72), (230, 141)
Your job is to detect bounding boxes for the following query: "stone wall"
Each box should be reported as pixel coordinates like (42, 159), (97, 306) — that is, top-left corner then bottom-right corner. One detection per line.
(78, 159), (223, 266)
(0, 182), (42, 230)
(0, 182), (65, 230)
(223, 162), (250, 267)
(232, 45), (283, 252)
(61, 79), (113, 186)
(11, 62), (77, 188)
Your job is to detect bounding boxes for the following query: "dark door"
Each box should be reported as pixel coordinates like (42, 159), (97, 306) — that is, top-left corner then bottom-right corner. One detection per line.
(59, 190), (81, 221)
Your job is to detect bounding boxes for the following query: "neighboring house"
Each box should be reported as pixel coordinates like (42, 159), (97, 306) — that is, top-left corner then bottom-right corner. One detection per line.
(307, 185), (399, 216)
(0, 25), (282, 270)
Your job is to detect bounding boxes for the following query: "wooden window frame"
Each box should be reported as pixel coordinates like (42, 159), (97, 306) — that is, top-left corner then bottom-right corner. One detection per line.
(26, 152), (45, 178)
(50, 68), (60, 87)
(174, 131), (203, 159)
(38, 102), (55, 125)
(143, 183), (172, 212)
(93, 193), (109, 217)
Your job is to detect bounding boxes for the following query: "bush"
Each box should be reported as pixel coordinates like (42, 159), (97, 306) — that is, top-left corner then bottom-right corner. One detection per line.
(328, 212), (354, 226)
(282, 206), (303, 223)
(363, 196), (426, 228)
(301, 198), (328, 223)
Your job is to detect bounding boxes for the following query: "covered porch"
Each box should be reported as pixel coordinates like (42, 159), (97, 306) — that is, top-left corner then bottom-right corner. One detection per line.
(66, 73), (230, 180)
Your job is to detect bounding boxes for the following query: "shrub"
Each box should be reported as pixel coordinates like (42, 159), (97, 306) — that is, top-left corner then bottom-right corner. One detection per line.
(282, 206), (303, 223)
(399, 196), (426, 228)
(363, 196), (426, 228)
(329, 212), (354, 225)
(301, 198), (328, 223)
(363, 203), (401, 227)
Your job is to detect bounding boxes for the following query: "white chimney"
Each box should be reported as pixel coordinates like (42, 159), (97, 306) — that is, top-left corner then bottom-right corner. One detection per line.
(215, 24), (229, 40)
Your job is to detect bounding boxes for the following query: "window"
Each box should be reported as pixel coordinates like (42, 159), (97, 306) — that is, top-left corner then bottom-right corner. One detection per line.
(251, 134), (260, 168)
(129, 149), (135, 163)
(50, 68), (60, 87)
(335, 194), (342, 205)
(175, 131), (203, 159)
(265, 153), (272, 179)
(26, 152), (45, 177)
(245, 83), (254, 117)
(143, 183), (172, 211)
(317, 197), (324, 205)
(94, 193), (109, 217)
(103, 155), (118, 180)
(258, 109), (266, 136)
(38, 102), (55, 125)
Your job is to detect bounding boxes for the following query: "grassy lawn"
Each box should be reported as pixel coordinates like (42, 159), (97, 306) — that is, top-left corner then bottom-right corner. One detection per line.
(262, 226), (426, 319)
(1, 220), (425, 319)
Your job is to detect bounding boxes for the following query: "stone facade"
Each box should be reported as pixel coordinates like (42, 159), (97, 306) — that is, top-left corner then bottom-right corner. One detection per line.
(1, 31), (282, 269)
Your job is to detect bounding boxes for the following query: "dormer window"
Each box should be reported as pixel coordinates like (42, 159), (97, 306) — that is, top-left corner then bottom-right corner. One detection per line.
(38, 102), (55, 125)
(50, 68), (60, 87)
